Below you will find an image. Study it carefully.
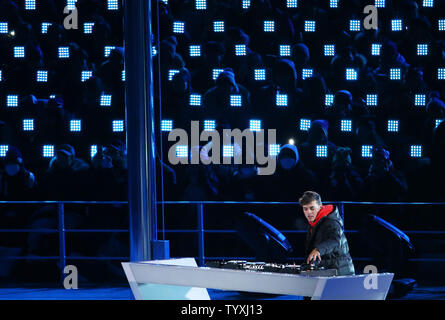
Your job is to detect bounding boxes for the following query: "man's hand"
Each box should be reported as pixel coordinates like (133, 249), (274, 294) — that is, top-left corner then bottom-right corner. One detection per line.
(307, 248), (321, 264)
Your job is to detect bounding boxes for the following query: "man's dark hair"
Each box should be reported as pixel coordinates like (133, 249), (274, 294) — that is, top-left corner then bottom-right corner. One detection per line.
(299, 191), (322, 206)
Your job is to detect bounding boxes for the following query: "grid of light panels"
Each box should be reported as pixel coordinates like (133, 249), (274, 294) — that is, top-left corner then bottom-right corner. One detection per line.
(189, 94), (202, 106)
(168, 69), (180, 81)
(410, 145), (422, 157)
(264, 21), (275, 32)
(14, 46), (25, 58)
(189, 45), (201, 57)
(388, 120), (399, 132)
(346, 68), (358, 81)
(304, 20), (316, 32)
(269, 144), (281, 156)
(223, 145), (234, 157)
(67, 0), (77, 10)
(375, 0), (385, 8)
(435, 119), (443, 128)
(391, 19), (403, 31)
(58, 47), (70, 58)
(235, 44), (247, 56)
(176, 146), (188, 158)
(70, 120), (82, 132)
(0, 22), (8, 34)
(107, 0), (119, 10)
(242, 0), (251, 9)
(276, 93), (288, 107)
(230, 95), (242, 107)
(302, 68), (313, 80)
(316, 145), (328, 158)
(417, 44), (428, 56)
(84, 22), (95, 34)
(23, 119), (34, 131)
(324, 45), (335, 56)
(104, 46), (116, 57)
(25, 0), (36, 10)
(249, 120), (261, 131)
(361, 145), (373, 158)
(415, 94), (426, 106)
(330, 0), (338, 8)
(0, 145), (8, 157)
(204, 120), (216, 131)
(438, 68), (445, 80)
(287, 0), (298, 8)
(213, 21), (225, 32)
(390, 68), (401, 80)
(423, 0), (434, 7)
(100, 94), (112, 106)
(173, 21), (185, 34)
(254, 69), (266, 81)
(195, 0), (206, 10)
(350, 20), (361, 32)
(43, 145), (55, 158)
(112, 120), (124, 132)
(41, 22), (52, 34)
(7, 95), (18, 107)
(300, 119), (311, 131)
(161, 120), (173, 132)
(340, 119), (352, 132)
(367, 94), (378, 106)
(439, 20), (445, 31)
(325, 94), (334, 106)
(36, 70), (48, 82)
(212, 69), (224, 80)
(91, 145), (98, 158)
(279, 45), (291, 57)
(371, 43), (381, 56)
(81, 71), (93, 82)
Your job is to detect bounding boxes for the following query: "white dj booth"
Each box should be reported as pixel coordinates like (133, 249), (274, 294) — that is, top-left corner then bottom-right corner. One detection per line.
(122, 258), (394, 300)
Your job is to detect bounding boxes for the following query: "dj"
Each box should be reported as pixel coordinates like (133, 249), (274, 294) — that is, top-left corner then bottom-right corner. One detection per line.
(299, 191), (355, 276)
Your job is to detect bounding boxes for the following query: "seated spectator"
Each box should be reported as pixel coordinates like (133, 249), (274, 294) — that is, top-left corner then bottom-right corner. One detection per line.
(0, 147), (36, 200)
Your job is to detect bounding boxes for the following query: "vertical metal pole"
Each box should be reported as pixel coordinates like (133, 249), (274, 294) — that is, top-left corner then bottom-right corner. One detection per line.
(58, 202), (66, 282)
(197, 204), (205, 266)
(338, 202), (345, 230)
(124, 0), (156, 262)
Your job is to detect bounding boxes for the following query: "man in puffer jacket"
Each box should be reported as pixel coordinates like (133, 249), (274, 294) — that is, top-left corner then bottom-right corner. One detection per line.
(299, 191), (355, 276)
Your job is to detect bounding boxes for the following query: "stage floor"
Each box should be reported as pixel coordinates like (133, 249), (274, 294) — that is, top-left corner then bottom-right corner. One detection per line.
(0, 285), (443, 300)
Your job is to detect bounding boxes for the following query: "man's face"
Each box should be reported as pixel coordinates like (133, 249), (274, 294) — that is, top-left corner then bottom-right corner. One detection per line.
(302, 200), (322, 223)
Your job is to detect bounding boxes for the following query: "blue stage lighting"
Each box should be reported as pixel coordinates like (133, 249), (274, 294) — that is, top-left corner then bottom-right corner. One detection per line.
(81, 71), (92, 82)
(417, 44), (428, 56)
(276, 93), (288, 107)
(0, 145), (8, 157)
(84, 22), (94, 34)
(41, 22), (52, 34)
(438, 68), (445, 80)
(107, 0), (119, 10)
(375, 0), (385, 7)
(43, 145), (55, 158)
(324, 45), (335, 56)
(361, 145), (373, 158)
(330, 0), (338, 8)
(58, 47), (70, 59)
(176, 145), (188, 158)
(25, 0), (36, 10)
(264, 20), (275, 32)
(212, 69), (224, 80)
(390, 68), (401, 80)
(204, 120), (216, 131)
(91, 145), (98, 158)
(415, 94), (426, 106)
(173, 21), (185, 34)
(189, 45), (201, 57)
(104, 46), (116, 57)
(189, 94), (202, 106)
(300, 119), (311, 131)
(302, 68), (313, 80)
(7, 95), (18, 107)
(371, 43), (381, 56)
(340, 119), (352, 132)
(161, 120), (173, 132)
(112, 120), (124, 132)
(122, 70), (126, 82)
(325, 94), (334, 106)
(230, 95), (242, 107)
(391, 19), (403, 31)
(367, 94), (378, 106)
(223, 145), (234, 158)
(235, 44), (247, 56)
(70, 120), (82, 132)
(36, 70), (48, 82)
(23, 119), (34, 131)
(316, 145), (328, 158)
(346, 68), (358, 81)
(435, 119), (444, 128)
(0, 22), (8, 34)
(423, 0), (434, 7)
(279, 45), (291, 57)
(439, 20), (445, 31)
(14, 46), (25, 58)
(350, 20), (361, 32)
(269, 144), (281, 156)
(213, 21), (225, 32)
(195, 0), (206, 10)
(254, 69), (266, 81)
(387, 120), (399, 132)
(242, 0), (251, 9)
(0, 70), (2, 82)
(410, 145), (422, 157)
(168, 69), (180, 81)
(100, 94), (112, 106)
(287, 0), (298, 8)
(66, 0), (77, 10)
(249, 119), (261, 131)
(304, 20), (316, 32)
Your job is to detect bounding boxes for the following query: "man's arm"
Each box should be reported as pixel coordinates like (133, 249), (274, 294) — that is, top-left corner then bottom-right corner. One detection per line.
(316, 220), (342, 256)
